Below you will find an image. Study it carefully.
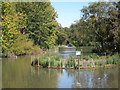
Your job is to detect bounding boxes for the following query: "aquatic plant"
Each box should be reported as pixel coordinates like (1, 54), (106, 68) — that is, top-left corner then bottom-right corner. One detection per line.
(61, 61), (63, 67)
(57, 63), (60, 68)
(83, 56), (88, 60)
(65, 60), (74, 67)
(50, 59), (55, 66)
(98, 61), (104, 66)
(87, 62), (93, 66)
(112, 55), (118, 64)
(55, 56), (62, 61)
(42, 60), (49, 67)
(95, 62), (99, 66)
(106, 58), (112, 64)
(80, 63), (82, 67)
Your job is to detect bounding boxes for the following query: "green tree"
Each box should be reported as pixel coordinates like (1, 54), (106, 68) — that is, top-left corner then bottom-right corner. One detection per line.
(81, 2), (120, 53)
(2, 2), (27, 56)
(16, 2), (58, 49)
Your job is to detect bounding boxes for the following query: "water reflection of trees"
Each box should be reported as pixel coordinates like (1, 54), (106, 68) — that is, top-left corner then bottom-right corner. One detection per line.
(3, 56), (58, 88)
(2, 55), (118, 88)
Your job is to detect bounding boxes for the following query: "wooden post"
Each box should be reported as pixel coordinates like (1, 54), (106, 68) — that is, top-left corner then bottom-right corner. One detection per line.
(78, 55), (80, 70)
(38, 56), (39, 67)
(81, 48), (83, 60)
(75, 59), (76, 68)
(78, 69), (80, 84)
(31, 56), (32, 65)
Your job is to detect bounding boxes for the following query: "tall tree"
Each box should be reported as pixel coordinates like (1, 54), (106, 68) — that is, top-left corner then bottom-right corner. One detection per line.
(2, 2), (26, 55)
(81, 2), (120, 53)
(16, 2), (58, 49)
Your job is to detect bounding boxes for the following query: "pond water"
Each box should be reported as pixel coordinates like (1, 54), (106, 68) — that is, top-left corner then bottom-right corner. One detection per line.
(2, 47), (119, 88)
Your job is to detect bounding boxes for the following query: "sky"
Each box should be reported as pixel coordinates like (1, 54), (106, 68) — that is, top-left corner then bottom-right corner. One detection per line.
(51, 2), (90, 27)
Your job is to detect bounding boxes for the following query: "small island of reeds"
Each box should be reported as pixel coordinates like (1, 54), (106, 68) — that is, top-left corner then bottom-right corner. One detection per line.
(31, 53), (120, 69)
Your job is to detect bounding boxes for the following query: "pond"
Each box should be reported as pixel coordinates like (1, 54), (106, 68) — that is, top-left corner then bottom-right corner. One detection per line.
(2, 47), (119, 88)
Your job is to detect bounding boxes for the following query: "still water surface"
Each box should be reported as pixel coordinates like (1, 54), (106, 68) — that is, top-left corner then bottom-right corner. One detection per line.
(2, 47), (118, 88)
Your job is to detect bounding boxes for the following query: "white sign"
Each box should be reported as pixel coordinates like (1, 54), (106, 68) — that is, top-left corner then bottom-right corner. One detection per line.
(76, 51), (81, 56)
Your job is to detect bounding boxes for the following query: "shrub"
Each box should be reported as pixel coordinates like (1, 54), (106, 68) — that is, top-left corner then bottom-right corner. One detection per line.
(10, 35), (42, 56)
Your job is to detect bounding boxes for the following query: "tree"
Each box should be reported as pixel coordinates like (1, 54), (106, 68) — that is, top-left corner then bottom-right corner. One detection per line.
(2, 2), (27, 56)
(16, 2), (58, 49)
(81, 2), (120, 53)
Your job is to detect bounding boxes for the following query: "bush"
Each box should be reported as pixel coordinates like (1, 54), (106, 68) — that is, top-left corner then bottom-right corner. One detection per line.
(10, 35), (42, 56)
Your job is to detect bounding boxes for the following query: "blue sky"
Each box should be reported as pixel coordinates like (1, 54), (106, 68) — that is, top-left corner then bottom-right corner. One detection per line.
(51, 2), (90, 27)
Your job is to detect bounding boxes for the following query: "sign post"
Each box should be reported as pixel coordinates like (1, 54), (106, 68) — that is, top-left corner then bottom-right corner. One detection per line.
(76, 51), (81, 70)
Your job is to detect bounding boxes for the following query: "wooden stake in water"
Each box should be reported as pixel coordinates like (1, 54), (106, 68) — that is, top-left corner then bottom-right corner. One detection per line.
(78, 56), (80, 70)
(38, 56), (39, 67)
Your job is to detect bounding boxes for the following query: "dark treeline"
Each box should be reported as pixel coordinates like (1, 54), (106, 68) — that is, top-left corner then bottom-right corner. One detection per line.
(1, 1), (120, 57)
(56, 2), (120, 54)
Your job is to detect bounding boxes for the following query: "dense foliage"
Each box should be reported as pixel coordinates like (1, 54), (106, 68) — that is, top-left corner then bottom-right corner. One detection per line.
(1, 1), (120, 57)
(56, 2), (120, 54)
(2, 2), (58, 57)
